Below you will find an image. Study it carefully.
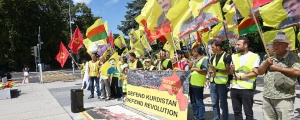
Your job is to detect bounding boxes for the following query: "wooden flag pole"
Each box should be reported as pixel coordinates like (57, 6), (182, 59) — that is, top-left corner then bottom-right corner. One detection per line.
(171, 32), (181, 70)
(246, 0), (270, 57)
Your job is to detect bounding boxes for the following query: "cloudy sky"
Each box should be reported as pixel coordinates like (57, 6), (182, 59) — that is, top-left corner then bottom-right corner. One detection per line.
(73, 0), (132, 34)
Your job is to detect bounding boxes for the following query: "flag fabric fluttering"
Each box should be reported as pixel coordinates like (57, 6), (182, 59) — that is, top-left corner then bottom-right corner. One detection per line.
(238, 17), (261, 35)
(100, 53), (120, 77)
(56, 42), (70, 68)
(108, 31), (114, 48)
(259, 0), (298, 29)
(263, 27), (295, 50)
(253, 0), (272, 8)
(86, 18), (108, 42)
(114, 34), (126, 49)
(83, 38), (106, 55)
(68, 26), (83, 54)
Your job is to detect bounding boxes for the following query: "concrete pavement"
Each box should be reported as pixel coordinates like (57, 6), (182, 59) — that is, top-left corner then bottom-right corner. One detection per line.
(0, 83), (72, 120)
(1, 77), (300, 120)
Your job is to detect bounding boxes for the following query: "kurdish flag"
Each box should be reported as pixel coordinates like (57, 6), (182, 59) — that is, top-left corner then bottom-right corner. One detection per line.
(238, 17), (261, 35)
(86, 18), (108, 42)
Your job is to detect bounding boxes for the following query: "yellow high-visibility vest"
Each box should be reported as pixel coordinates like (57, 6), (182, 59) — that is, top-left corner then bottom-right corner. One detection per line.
(231, 52), (259, 89)
(190, 57), (206, 87)
(210, 53), (228, 84)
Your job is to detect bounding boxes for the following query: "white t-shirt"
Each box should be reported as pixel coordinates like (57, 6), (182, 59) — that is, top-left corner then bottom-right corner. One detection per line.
(232, 51), (260, 89)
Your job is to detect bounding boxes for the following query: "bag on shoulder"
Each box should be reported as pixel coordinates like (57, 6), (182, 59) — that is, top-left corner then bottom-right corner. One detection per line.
(274, 72), (296, 90)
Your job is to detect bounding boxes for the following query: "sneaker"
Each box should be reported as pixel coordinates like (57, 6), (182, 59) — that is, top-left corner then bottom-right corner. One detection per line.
(100, 96), (106, 99)
(123, 97), (126, 102)
(117, 98), (122, 101)
(88, 96), (94, 99)
(105, 97), (110, 101)
(98, 96), (100, 99)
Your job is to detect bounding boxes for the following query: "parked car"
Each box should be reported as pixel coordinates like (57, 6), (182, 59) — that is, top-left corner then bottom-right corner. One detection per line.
(0, 71), (12, 79)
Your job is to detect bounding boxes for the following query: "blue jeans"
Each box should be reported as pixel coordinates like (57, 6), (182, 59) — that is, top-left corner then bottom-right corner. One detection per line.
(210, 83), (228, 120)
(89, 77), (101, 97)
(189, 86), (205, 120)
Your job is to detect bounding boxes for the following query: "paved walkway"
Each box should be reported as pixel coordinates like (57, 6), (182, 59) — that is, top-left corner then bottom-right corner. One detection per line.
(1, 79), (300, 120)
(0, 83), (72, 120)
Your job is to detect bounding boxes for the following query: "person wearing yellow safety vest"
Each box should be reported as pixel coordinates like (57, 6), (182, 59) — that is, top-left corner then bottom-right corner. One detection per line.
(144, 58), (157, 71)
(258, 32), (300, 119)
(230, 37), (260, 120)
(77, 59), (87, 79)
(99, 56), (111, 100)
(159, 49), (173, 70)
(189, 46), (208, 120)
(208, 40), (231, 120)
(129, 52), (144, 70)
(87, 53), (101, 99)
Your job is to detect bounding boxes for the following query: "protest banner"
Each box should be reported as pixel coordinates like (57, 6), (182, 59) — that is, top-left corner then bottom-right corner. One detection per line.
(126, 70), (190, 120)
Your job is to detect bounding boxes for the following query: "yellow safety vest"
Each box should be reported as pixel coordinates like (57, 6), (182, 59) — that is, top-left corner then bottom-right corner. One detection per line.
(162, 59), (172, 70)
(210, 53), (228, 84)
(232, 52), (258, 89)
(145, 65), (155, 71)
(190, 57), (206, 87)
(129, 60), (138, 69)
(88, 61), (100, 77)
(81, 63), (86, 75)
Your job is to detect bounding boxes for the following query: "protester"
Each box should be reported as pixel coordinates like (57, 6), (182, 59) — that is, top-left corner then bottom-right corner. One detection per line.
(120, 56), (129, 101)
(87, 53), (101, 99)
(174, 50), (189, 70)
(159, 49), (173, 70)
(107, 58), (120, 99)
(99, 56), (111, 100)
(209, 40), (231, 120)
(230, 37), (260, 120)
(189, 46), (208, 120)
(144, 58), (157, 71)
(22, 65), (30, 84)
(129, 52), (144, 70)
(258, 32), (300, 120)
(77, 59), (87, 79)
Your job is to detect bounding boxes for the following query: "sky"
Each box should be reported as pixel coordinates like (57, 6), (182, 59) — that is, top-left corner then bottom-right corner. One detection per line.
(72, 0), (132, 34)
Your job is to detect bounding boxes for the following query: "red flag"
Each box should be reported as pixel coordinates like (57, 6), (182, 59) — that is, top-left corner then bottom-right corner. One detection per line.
(68, 26), (83, 54)
(196, 31), (202, 43)
(108, 31), (114, 47)
(56, 42), (70, 68)
(253, 0), (272, 8)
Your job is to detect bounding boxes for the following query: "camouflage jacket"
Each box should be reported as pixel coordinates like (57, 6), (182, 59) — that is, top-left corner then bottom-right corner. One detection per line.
(263, 51), (300, 99)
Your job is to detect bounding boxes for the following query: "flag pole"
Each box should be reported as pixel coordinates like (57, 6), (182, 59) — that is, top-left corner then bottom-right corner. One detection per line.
(68, 50), (80, 68)
(171, 33), (180, 70)
(246, 0), (269, 57)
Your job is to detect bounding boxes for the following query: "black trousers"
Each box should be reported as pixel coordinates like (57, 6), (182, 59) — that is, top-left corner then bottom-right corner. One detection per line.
(110, 77), (119, 98)
(230, 88), (254, 120)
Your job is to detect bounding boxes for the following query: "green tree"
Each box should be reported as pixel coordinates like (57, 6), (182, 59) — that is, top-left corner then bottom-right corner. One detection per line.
(117, 0), (146, 36)
(0, 0), (98, 71)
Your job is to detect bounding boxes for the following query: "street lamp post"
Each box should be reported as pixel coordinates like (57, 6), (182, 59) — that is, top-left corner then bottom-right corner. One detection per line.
(69, 0), (75, 74)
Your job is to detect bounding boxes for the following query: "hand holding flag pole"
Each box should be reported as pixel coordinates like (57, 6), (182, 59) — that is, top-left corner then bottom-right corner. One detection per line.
(68, 50), (80, 68)
(246, 0), (270, 57)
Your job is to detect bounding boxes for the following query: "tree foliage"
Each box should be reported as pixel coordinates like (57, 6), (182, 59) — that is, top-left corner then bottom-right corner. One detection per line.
(117, 0), (146, 36)
(0, 0), (98, 71)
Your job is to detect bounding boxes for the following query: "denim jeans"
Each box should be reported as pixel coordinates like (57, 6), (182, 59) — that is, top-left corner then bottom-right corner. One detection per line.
(89, 77), (101, 97)
(189, 86), (205, 120)
(210, 83), (228, 120)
